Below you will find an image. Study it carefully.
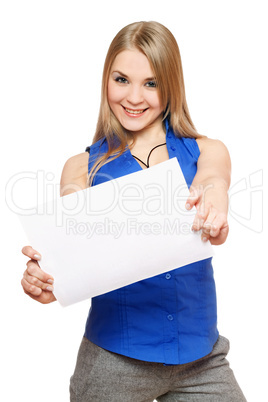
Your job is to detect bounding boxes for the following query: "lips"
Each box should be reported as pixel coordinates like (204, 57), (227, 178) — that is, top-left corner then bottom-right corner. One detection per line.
(122, 105), (148, 115)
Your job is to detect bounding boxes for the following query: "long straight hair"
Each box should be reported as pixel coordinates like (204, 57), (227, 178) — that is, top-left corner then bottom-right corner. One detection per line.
(89, 21), (201, 184)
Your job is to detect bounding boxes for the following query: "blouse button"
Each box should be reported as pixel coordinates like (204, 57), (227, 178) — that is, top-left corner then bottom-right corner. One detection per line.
(167, 314), (174, 321)
(165, 273), (171, 280)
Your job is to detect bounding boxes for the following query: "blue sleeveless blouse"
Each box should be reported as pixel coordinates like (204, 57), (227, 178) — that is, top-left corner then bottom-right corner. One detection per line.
(84, 119), (218, 365)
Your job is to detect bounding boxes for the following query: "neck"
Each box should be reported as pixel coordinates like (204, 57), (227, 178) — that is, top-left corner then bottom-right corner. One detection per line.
(126, 120), (166, 148)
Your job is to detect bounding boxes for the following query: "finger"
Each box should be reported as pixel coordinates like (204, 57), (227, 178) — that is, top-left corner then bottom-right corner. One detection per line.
(210, 224), (229, 245)
(21, 245), (41, 261)
(195, 206), (213, 242)
(201, 225), (212, 243)
(196, 197), (210, 217)
(201, 232), (211, 243)
(23, 270), (54, 291)
(26, 260), (54, 284)
(191, 200), (211, 232)
(209, 213), (228, 238)
(201, 209), (220, 242)
(202, 210), (217, 236)
(191, 211), (205, 232)
(202, 214), (229, 243)
(21, 277), (42, 297)
(185, 187), (202, 210)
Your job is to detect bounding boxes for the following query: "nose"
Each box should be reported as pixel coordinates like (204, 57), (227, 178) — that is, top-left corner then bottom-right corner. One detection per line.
(126, 84), (144, 105)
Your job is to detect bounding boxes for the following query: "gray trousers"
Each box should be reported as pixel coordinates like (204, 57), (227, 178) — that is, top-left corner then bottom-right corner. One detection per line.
(70, 335), (246, 402)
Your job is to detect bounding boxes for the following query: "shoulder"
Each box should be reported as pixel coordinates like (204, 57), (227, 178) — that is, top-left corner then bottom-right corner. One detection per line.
(195, 137), (231, 181)
(89, 137), (108, 155)
(60, 152), (89, 196)
(196, 137), (230, 156)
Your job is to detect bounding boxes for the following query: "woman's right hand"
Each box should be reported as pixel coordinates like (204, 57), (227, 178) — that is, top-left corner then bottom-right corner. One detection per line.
(21, 246), (56, 304)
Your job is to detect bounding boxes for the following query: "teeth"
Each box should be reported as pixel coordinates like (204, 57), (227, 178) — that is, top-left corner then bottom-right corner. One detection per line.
(124, 107), (145, 114)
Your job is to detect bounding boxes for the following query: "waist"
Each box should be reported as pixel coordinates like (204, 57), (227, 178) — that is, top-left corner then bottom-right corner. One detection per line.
(85, 258), (218, 364)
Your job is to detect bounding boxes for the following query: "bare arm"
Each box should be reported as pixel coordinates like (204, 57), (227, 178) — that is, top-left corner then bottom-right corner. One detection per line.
(60, 152), (89, 196)
(186, 138), (231, 245)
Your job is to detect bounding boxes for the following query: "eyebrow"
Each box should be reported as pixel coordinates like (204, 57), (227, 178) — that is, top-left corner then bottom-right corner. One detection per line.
(112, 70), (156, 81)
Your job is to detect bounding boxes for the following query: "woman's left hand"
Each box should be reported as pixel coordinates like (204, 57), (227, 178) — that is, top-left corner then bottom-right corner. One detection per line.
(186, 138), (231, 246)
(185, 187), (229, 246)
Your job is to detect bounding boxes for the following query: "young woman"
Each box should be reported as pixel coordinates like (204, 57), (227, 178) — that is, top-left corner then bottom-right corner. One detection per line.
(21, 21), (246, 401)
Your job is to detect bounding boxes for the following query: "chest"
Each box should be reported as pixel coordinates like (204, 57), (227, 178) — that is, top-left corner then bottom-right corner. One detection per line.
(129, 142), (169, 169)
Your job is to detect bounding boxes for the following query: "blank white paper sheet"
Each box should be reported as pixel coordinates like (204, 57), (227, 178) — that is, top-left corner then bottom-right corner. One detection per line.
(19, 158), (213, 306)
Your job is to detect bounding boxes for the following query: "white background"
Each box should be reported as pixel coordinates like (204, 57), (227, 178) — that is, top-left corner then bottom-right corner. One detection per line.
(1, 1), (267, 401)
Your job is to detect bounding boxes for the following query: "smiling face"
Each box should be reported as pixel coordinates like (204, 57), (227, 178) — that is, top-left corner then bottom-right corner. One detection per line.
(107, 49), (164, 136)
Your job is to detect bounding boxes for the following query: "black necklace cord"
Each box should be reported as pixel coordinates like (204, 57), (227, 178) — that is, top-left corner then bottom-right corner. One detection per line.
(132, 142), (166, 168)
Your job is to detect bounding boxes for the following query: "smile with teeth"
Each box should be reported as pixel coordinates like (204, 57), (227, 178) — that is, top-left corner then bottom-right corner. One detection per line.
(122, 106), (148, 115)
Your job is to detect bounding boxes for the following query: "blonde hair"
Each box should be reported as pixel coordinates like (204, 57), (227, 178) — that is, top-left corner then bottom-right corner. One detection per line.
(89, 21), (201, 184)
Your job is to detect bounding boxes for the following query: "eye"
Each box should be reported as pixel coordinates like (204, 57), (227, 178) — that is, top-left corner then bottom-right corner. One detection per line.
(145, 80), (157, 88)
(115, 76), (128, 84)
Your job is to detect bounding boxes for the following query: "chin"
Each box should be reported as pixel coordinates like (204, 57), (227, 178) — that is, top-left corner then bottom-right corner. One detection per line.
(120, 119), (147, 133)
